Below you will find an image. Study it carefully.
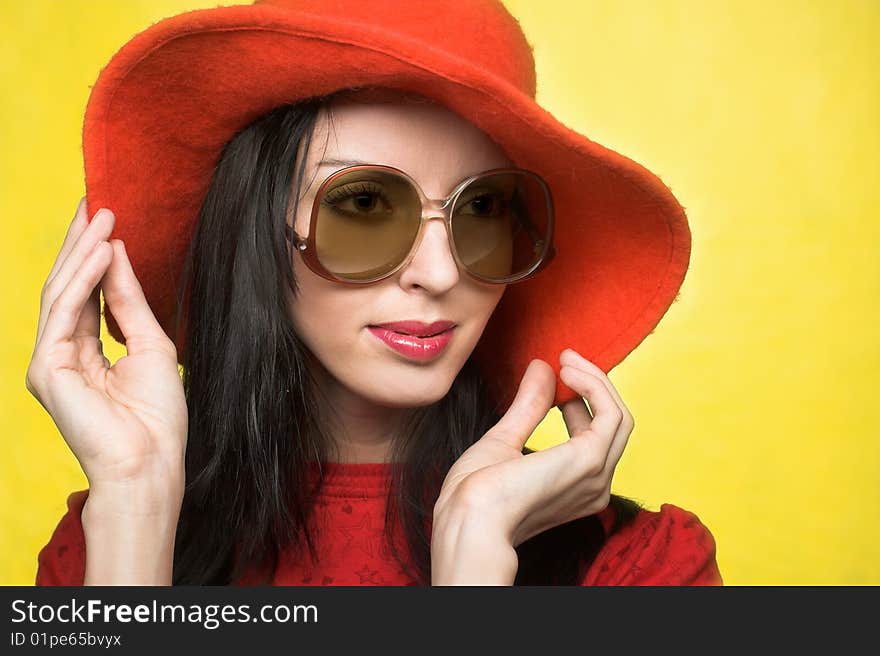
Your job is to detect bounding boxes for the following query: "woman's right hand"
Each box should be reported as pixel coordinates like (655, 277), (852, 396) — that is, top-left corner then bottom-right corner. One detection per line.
(25, 197), (188, 495)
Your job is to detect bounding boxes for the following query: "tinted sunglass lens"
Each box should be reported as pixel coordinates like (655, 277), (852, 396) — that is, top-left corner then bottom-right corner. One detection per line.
(314, 169), (421, 281)
(451, 172), (550, 281)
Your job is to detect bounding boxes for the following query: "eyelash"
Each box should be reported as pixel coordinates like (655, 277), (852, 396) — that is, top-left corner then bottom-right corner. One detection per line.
(321, 182), (388, 206)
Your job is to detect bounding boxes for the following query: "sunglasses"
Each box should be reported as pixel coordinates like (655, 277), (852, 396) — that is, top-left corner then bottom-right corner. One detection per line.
(285, 164), (556, 285)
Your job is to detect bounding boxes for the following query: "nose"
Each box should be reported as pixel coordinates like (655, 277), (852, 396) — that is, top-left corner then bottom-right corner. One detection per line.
(397, 214), (460, 293)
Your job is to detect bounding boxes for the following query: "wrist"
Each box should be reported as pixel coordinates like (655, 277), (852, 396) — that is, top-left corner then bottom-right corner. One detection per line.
(83, 475), (184, 530)
(85, 462), (184, 514)
(85, 449), (185, 496)
(431, 509), (518, 585)
(81, 481), (183, 586)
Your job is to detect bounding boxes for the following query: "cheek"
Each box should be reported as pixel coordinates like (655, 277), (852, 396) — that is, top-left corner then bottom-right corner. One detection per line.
(451, 285), (506, 355)
(421, 286), (505, 369)
(468, 284), (507, 326)
(288, 272), (363, 354)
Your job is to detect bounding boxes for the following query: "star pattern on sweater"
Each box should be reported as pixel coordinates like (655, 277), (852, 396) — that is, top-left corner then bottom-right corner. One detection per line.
(336, 509), (377, 559)
(355, 563), (383, 585)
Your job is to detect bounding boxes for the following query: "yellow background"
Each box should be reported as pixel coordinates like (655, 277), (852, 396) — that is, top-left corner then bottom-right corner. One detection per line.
(2, 0), (877, 585)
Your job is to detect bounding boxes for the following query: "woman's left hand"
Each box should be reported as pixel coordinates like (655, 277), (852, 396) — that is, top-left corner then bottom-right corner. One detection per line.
(430, 349), (634, 583)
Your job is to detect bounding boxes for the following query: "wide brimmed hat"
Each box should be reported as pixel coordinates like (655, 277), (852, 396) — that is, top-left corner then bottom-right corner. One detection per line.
(83, 0), (691, 411)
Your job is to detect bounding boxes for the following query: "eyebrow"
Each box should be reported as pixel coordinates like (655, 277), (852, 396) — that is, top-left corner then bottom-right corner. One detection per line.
(316, 158), (372, 168)
(315, 158), (506, 179)
(307, 159), (514, 197)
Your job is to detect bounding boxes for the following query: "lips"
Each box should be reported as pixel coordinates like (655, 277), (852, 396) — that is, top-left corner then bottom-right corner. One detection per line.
(368, 320), (456, 337)
(366, 321), (457, 362)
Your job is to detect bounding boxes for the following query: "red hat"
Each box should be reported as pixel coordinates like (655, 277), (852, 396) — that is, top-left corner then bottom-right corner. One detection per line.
(83, 0), (691, 412)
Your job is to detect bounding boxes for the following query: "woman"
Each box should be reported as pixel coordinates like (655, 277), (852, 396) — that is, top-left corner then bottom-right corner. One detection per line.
(28, 0), (722, 585)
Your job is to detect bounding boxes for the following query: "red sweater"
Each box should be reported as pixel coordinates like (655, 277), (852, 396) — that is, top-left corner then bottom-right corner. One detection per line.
(35, 461), (723, 585)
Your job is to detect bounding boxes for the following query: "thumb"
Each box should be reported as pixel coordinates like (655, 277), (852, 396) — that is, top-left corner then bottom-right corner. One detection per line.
(485, 359), (556, 451)
(100, 237), (170, 351)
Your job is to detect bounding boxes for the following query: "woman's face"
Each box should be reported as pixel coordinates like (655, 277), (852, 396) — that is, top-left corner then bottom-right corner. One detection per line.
(286, 92), (510, 409)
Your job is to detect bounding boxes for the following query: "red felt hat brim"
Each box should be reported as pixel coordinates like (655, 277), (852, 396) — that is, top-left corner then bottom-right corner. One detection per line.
(83, 3), (691, 412)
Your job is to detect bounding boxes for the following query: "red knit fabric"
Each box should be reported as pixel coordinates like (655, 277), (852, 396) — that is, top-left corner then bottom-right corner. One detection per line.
(35, 462), (722, 586)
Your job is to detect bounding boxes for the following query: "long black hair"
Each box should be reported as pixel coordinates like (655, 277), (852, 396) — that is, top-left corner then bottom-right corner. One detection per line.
(171, 90), (643, 585)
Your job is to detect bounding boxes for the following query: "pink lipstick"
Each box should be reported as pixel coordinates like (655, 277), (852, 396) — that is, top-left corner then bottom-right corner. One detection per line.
(367, 320), (456, 362)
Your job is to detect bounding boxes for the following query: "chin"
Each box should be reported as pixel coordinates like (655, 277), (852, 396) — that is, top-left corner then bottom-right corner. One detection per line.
(356, 367), (457, 409)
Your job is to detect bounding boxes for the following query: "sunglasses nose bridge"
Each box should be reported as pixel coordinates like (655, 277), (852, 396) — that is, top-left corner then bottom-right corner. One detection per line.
(418, 195), (454, 219)
(411, 197), (455, 245)
(403, 197), (461, 282)
(406, 196), (458, 268)
(416, 196), (460, 252)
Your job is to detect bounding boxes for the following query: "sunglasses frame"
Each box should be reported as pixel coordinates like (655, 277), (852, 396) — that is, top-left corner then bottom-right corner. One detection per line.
(285, 163), (556, 285)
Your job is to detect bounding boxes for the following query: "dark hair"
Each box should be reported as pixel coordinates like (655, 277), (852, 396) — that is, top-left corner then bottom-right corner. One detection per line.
(171, 91), (643, 585)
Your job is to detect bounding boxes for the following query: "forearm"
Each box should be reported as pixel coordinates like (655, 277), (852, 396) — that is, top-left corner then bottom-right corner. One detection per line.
(431, 510), (518, 585)
(81, 478), (183, 585)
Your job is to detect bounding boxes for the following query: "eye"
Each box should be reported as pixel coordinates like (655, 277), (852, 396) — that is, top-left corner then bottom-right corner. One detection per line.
(456, 190), (509, 217)
(344, 192), (379, 212)
(321, 182), (393, 217)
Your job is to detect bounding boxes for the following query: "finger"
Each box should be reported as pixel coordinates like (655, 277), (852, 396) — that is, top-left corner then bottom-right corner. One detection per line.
(46, 196), (89, 281)
(70, 283), (105, 379)
(73, 284), (101, 339)
(558, 365), (622, 467)
(560, 348), (634, 469)
(35, 198), (89, 350)
(47, 201), (108, 288)
(559, 394), (593, 437)
(560, 348), (632, 420)
(100, 239), (171, 350)
(486, 359), (556, 451)
(39, 240), (114, 348)
(37, 208), (115, 346)
(77, 334), (112, 386)
(605, 420), (632, 472)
